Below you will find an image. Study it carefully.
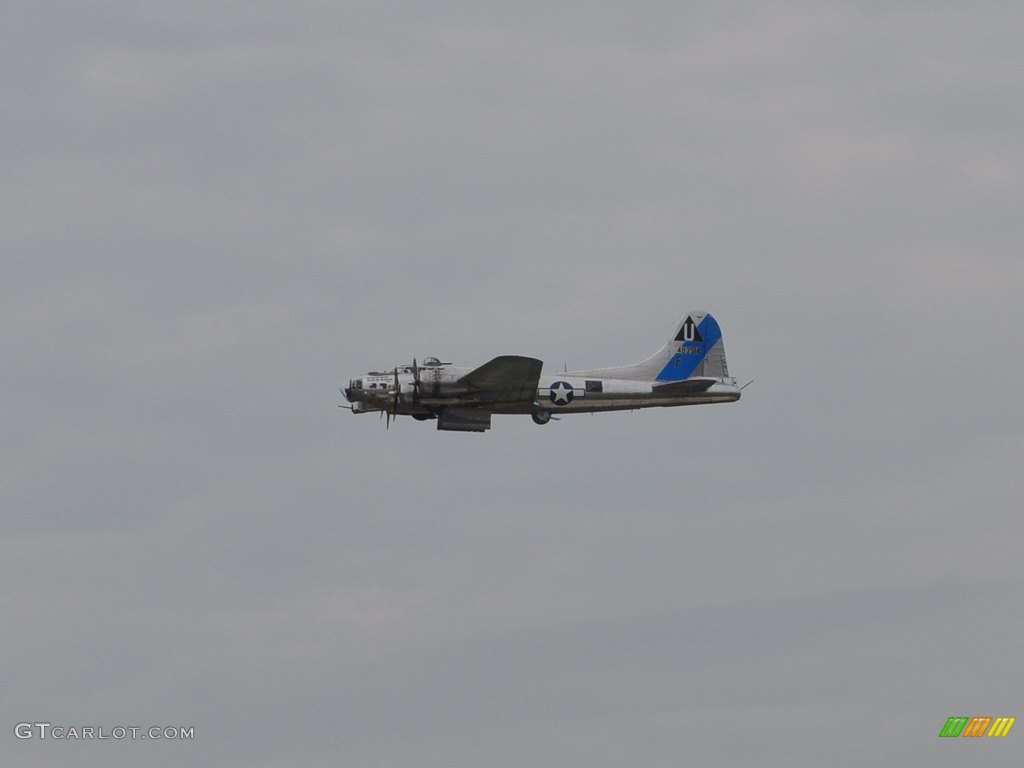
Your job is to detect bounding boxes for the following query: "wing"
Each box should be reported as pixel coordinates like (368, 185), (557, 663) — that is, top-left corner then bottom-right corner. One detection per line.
(458, 355), (543, 404)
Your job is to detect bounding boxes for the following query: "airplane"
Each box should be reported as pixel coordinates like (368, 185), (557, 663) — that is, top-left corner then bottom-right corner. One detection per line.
(340, 311), (742, 432)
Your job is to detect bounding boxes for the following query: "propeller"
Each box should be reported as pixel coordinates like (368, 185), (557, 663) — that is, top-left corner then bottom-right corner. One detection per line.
(338, 387), (354, 411)
(383, 361), (423, 430)
(386, 367), (400, 429)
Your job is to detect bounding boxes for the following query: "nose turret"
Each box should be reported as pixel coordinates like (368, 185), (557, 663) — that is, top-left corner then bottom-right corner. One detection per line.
(341, 378), (372, 414)
(344, 377), (365, 403)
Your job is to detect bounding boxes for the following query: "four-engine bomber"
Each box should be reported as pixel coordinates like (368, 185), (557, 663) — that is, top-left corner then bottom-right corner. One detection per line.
(342, 311), (741, 432)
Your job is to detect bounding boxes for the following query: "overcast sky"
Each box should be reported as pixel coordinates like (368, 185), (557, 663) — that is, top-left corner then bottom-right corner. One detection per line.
(3, 2), (1023, 766)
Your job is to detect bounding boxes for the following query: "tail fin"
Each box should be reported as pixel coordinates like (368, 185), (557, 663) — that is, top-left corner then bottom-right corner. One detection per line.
(570, 311), (732, 382)
(653, 311), (730, 382)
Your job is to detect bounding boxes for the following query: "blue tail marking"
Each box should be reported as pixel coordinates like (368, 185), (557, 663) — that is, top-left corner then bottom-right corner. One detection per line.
(655, 314), (722, 382)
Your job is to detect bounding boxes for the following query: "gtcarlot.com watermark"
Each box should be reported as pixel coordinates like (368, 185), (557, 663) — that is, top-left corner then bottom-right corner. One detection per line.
(15, 722), (194, 741)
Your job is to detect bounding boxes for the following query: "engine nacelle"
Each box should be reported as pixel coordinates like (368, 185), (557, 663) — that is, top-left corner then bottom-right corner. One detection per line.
(415, 367), (469, 400)
(437, 408), (491, 432)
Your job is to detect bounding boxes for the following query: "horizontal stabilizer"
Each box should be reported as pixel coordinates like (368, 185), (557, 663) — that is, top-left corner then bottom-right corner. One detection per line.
(652, 377), (717, 394)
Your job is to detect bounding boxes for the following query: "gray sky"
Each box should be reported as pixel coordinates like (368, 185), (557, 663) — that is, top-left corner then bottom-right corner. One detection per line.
(3, 2), (1023, 765)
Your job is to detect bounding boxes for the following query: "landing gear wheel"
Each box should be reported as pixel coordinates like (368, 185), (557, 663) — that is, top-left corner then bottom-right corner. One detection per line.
(532, 409), (552, 425)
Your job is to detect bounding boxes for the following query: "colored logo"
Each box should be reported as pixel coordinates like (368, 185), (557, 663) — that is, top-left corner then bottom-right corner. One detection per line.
(674, 315), (704, 343)
(549, 381), (574, 406)
(939, 716), (1015, 738)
